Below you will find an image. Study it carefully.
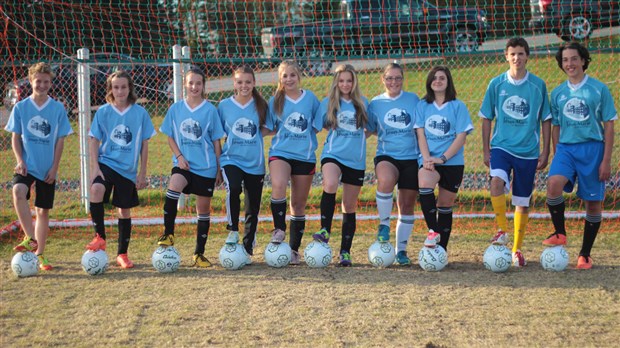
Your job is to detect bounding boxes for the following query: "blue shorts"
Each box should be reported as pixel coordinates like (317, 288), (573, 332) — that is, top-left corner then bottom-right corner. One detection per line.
(548, 141), (606, 201)
(489, 148), (538, 207)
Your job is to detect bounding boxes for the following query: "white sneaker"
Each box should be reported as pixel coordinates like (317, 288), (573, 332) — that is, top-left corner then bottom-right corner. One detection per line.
(424, 229), (440, 248)
(271, 228), (285, 243)
(490, 230), (508, 245)
(512, 250), (527, 267)
(225, 231), (239, 244)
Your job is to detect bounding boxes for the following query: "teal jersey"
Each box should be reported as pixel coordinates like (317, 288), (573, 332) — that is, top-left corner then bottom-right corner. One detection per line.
(550, 75), (617, 144)
(479, 71), (551, 159)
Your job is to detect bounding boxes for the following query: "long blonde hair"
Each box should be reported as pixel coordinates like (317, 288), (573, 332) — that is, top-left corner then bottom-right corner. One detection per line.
(273, 60), (301, 116)
(233, 65), (268, 127)
(325, 64), (367, 129)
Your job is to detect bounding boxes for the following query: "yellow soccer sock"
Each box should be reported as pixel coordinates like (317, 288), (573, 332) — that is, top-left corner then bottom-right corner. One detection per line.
(513, 211), (529, 252)
(490, 195), (508, 232)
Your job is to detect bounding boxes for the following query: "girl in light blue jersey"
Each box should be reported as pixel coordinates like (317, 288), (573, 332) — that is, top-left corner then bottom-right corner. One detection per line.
(311, 64), (372, 267)
(267, 60), (321, 265)
(367, 63), (420, 266)
(219, 66), (273, 262)
(414, 66), (473, 253)
(157, 67), (225, 268)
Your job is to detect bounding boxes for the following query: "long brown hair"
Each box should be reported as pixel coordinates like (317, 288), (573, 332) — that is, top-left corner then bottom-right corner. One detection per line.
(325, 64), (368, 129)
(273, 60), (301, 116)
(184, 67), (206, 99)
(105, 70), (138, 104)
(233, 65), (268, 127)
(422, 66), (457, 104)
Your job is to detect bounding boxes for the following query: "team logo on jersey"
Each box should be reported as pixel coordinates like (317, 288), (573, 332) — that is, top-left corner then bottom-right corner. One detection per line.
(425, 115), (451, 136)
(232, 118), (258, 139)
(111, 125), (133, 146)
(563, 98), (590, 121)
(27, 116), (51, 138)
(180, 118), (203, 140)
(384, 108), (411, 129)
(502, 96), (530, 120)
(337, 110), (357, 132)
(284, 112), (308, 133)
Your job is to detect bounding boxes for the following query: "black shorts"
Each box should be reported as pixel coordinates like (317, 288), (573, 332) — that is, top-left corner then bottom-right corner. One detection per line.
(269, 156), (316, 176)
(13, 174), (55, 209)
(428, 165), (465, 193)
(374, 155), (419, 190)
(321, 158), (365, 187)
(93, 163), (139, 209)
(171, 167), (215, 197)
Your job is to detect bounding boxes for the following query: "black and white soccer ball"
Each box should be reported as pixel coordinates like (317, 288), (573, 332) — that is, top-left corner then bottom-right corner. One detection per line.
(483, 245), (512, 273)
(368, 241), (395, 267)
(264, 242), (291, 268)
(152, 246), (181, 273)
(304, 240), (332, 268)
(418, 245), (448, 272)
(218, 243), (247, 270)
(81, 250), (109, 276)
(11, 251), (39, 277)
(540, 246), (569, 272)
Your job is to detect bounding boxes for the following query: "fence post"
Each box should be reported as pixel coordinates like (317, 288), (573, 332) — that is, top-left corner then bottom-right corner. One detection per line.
(77, 48), (92, 213)
(172, 45), (187, 209)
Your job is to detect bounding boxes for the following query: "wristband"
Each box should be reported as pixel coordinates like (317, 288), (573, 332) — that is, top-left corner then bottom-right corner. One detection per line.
(176, 154), (183, 159)
(440, 155), (448, 164)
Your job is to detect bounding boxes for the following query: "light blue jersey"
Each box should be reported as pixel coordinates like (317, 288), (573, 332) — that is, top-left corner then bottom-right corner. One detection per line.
(479, 71), (551, 159)
(268, 90), (321, 162)
(4, 96), (73, 181)
(550, 75), (617, 144)
(317, 97), (372, 170)
(160, 100), (225, 178)
(367, 91), (420, 160)
(414, 99), (474, 165)
(218, 96), (274, 175)
(90, 103), (156, 182)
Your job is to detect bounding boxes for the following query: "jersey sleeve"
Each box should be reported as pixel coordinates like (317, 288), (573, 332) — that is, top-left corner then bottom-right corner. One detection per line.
(57, 107), (74, 137)
(208, 107), (225, 141)
(540, 82), (552, 122)
(4, 104), (23, 134)
(316, 98), (329, 129)
(600, 84), (618, 122)
(455, 100), (474, 134)
(413, 102), (425, 129)
(366, 101), (378, 133)
(478, 80), (496, 120)
(88, 108), (104, 139)
(159, 106), (175, 137)
(141, 108), (156, 141)
(550, 89), (561, 126)
(310, 94), (322, 132)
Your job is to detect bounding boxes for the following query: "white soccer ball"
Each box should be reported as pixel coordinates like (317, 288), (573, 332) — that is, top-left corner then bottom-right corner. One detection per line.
(540, 246), (569, 272)
(418, 246), (448, 272)
(11, 251), (39, 277)
(304, 240), (332, 268)
(219, 243), (247, 270)
(264, 242), (291, 268)
(368, 241), (395, 267)
(483, 245), (512, 273)
(152, 246), (181, 273)
(81, 250), (109, 276)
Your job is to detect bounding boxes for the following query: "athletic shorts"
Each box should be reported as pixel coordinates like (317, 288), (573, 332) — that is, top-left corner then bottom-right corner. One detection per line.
(489, 148), (537, 207)
(374, 155), (419, 190)
(171, 167), (215, 197)
(549, 141), (606, 201)
(93, 163), (139, 209)
(321, 158), (365, 187)
(269, 156), (316, 176)
(419, 165), (464, 193)
(13, 174), (55, 209)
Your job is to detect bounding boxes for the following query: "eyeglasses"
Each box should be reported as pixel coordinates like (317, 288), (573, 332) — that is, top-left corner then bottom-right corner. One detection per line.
(384, 76), (403, 82)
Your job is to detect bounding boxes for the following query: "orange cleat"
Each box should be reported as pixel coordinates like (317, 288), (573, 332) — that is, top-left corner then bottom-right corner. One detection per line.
(116, 253), (134, 269)
(542, 233), (567, 246)
(576, 255), (593, 269)
(86, 234), (106, 251)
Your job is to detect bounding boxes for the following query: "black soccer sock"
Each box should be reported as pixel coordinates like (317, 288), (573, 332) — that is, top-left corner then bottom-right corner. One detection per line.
(580, 214), (602, 257)
(340, 213), (356, 254)
(419, 188), (438, 231)
(163, 189), (180, 235)
(437, 206), (453, 251)
(117, 218), (131, 255)
(289, 215), (306, 252)
(90, 202), (106, 239)
(195, 214), (210, 255)
(547, 196), (566, 235)
(320, 191), (336, 233)
(271, 198), (287, 231)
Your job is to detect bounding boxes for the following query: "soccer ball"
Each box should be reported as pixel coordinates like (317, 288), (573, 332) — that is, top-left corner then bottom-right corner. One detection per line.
(418, 246), (448, 272)
(264, 242), (291, 268)
(81, 250), (109, 276)
(540, 246), (569, 272)
(483, 245), (512, 273)
(219, 243), (247, 270)
(367, 241), (395, 267)
(152, 246), (181, 273)
(304, 241), (332, 268)
(11, 251), (39, 277)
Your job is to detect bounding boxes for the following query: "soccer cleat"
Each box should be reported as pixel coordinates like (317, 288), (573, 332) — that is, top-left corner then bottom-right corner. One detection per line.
(424, 229), (441, 248)
(395, 250), (411, 265)
(490, 230), (508, 245)
(14, 236), (38, 253)
(270, 228), (286, 244)
(512, 250), (527, 267)
(376, 224), (390, 243)
(542, 233), (567, 246)
(290, 250), (301, 265)
(37, 255), (53, 271)
(312, 228), (330, 243)
(86, 234), (106, 251)
(116, 254), (134, 269)
(225, 231), (240, 244)
(157, 233), (174, 246)
(338, 252), (352, 267)
(576, 255), (593, 269)
(192, 253), (212, 268)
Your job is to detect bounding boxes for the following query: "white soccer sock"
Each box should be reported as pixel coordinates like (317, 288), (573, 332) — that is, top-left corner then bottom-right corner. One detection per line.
(376, 191), (394, 226)
(396, 215), (415, 253)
